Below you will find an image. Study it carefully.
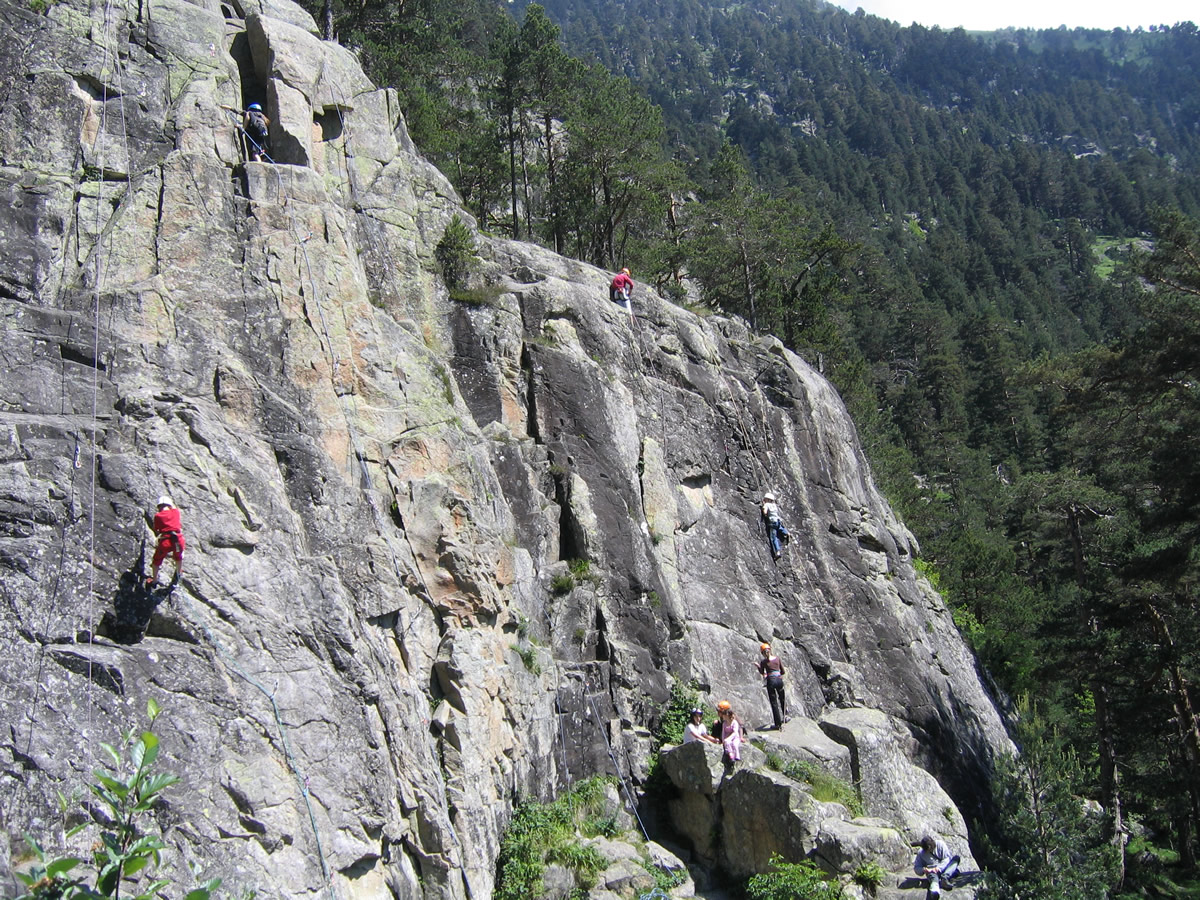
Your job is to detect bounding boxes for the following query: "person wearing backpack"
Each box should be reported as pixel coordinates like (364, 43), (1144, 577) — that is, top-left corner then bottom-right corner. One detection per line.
(243, 103), (270, 162)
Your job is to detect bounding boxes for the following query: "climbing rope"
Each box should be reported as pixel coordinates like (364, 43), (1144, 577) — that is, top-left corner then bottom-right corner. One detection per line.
(580, 674), (681, 886)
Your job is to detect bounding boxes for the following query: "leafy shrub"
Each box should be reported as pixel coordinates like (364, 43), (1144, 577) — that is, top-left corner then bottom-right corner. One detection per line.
(581, 815), (620, 839)
(853, 860), (888, 892)
(494, 778), (614, 900)
(782, 760), (864, 817)
(645, 861), (689, 893)
(654, 680), (703, 748)
(13, 699), (222, 900)
(515, 645), (541, 675)
(435, 215), (477, 291)
(746, 854), (843, 900)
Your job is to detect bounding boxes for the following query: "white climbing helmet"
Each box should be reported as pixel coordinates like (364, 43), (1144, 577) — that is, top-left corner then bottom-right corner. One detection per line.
(157, 495), (174, 508)
(763, 492), (775, 502)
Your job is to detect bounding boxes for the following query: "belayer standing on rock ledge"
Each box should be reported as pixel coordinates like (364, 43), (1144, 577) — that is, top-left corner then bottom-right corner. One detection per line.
(146, 496), (185, 588)
(756, 643), (788, 730)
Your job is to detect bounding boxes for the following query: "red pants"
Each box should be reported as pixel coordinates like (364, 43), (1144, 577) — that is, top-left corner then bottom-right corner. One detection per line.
(152, 533), (184, 567)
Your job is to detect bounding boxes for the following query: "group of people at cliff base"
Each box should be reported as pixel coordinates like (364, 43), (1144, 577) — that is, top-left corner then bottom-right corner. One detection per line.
(682, 644), (791, 765)
(684, 697), (961, 896)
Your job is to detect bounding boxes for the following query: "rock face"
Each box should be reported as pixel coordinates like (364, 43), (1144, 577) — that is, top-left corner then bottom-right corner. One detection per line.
(0, 0), (1010, 896)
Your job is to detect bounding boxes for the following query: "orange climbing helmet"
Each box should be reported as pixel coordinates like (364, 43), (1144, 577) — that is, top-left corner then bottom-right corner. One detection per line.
(717, 700), (732, 711)
(760, 643), (771, 652)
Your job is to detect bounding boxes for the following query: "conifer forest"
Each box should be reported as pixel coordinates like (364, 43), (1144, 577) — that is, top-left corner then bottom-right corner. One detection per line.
(299, 0), (1200, 893)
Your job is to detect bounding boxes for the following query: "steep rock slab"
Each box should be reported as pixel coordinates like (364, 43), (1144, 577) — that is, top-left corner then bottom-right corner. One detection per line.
(0, 0), (1010, 895)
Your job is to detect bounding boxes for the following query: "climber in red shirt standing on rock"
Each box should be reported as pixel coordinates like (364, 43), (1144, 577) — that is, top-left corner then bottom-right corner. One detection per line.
(610, 267), (634, 310)
(146, 496), (185, 588)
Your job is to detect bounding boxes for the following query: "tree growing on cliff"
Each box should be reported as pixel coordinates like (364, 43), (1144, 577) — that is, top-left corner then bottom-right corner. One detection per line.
(983, 698), (1116, 900)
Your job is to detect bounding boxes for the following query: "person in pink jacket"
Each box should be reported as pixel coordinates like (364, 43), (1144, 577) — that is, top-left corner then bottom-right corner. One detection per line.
(717, 700), (744, 764)
(146, 496), (185, 587)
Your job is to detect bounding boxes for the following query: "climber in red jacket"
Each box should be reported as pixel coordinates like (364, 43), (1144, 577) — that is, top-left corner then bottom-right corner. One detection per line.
(146, 496), (185, 588)
(610, 267), (634, 310)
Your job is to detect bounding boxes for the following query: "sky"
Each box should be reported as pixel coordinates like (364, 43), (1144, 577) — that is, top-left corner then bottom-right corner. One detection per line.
(830, 0), (1198, 31)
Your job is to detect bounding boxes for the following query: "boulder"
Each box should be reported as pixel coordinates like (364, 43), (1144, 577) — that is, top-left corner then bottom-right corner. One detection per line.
(819, 708), (974, 864)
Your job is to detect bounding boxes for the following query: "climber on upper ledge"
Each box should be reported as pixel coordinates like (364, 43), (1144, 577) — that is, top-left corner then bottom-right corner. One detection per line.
(760, 492), (790, 560)
(146, 496), (185, 589)
(242, 102), (271, 162)
(609, 267), (634, 310)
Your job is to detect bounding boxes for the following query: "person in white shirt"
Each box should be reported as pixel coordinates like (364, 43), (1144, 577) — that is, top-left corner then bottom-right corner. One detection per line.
(683, 708), (720, 745)
(913, 835), (960, 896)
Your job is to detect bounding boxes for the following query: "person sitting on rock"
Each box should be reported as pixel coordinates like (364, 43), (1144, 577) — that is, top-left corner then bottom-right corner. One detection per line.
(914, 835), (960, 897)
(760, 492), (790, 560)
(716, 700), (744, 765)
(243, 102), (271, 162)
(757, 643), (788, 730)
(683, 708), (720, 745)
(610, 267), (634, 309)
(146, 495), (185, 588)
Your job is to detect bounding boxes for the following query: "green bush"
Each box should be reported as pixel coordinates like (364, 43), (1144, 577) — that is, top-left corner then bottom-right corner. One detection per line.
(494, 778), (614, 900)
(13, 699), (222, 900)
(645, 861), (689, 893)
(654, 680), (703, 748)
(746, 854), (843, 900)
(435, 215), (477, 291)
(515, 645), (541, 675)
(853, 860), (888, 891)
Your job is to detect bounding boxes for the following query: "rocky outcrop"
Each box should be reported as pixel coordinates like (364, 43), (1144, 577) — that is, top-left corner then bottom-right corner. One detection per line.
(661, 721), (975, 893)
(0, 0), (1010, 896)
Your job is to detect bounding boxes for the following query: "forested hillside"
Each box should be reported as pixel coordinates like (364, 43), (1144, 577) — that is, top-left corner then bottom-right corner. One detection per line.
(300, 0), (1200, 892)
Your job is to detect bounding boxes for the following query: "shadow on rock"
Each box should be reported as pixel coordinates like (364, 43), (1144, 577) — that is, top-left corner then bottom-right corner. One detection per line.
(97, 559), (174, 645)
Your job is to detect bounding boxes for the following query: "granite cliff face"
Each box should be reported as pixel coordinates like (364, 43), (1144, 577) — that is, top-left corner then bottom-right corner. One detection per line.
(0, 0), (1010, 896)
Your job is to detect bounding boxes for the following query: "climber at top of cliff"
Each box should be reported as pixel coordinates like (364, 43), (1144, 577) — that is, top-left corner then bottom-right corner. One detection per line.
(242, 103), (271, 162)
(609, 267), (633, 310)
(146, 496), (185, 589)
(760, 492), (790, 561)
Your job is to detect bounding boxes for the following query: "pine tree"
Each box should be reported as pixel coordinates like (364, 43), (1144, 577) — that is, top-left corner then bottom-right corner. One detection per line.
(983, 699), (1117, 900)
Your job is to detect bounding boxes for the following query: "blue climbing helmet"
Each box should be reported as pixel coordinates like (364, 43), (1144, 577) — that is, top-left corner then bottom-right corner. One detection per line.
(248, 103), (262, 111)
